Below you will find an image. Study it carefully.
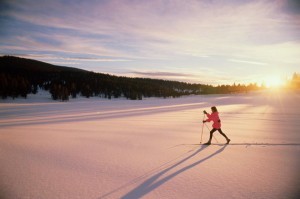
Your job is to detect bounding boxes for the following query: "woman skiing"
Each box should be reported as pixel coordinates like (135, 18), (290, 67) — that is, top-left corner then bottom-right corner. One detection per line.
(203, 106), (230, 145)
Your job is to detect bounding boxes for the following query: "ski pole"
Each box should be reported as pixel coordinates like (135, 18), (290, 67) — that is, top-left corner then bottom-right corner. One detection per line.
(204, 123), (219, 143)
(200, 114), (205, 143)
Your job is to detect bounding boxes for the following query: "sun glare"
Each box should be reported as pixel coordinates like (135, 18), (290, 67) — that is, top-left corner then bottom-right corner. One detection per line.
(264, 75), (285, 88)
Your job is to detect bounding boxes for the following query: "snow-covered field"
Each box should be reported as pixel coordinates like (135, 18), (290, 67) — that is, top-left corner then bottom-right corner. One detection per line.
(1, 91), (300, 199)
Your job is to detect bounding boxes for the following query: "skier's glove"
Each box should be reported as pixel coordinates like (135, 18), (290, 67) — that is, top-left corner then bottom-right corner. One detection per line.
(203, 110), (207, 114)
(202, 120), (206, 123)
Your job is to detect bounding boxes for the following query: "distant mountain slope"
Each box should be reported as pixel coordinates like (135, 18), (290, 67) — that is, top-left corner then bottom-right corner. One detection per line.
(0, 56), (207, 100)
(0, 56), (259, 101)
(0, 56), (86, 73)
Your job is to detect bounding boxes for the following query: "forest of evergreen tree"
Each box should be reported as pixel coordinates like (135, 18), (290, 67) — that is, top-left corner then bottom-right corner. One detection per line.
(2, 56), (298, 101)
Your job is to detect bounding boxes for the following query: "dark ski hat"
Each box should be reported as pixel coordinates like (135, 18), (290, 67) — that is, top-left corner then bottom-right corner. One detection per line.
(211, 106), (218, 112)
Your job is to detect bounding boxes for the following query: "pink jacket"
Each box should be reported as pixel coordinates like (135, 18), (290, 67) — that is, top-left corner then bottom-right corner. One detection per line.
(205, 112), (221, 129)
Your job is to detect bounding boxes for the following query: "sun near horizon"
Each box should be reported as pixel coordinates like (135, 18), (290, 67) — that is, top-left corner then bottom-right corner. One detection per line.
(263, 75), (286, 89)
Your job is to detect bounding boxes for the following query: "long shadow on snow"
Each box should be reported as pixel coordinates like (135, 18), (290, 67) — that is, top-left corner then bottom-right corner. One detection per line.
(119, 145), (227, 199)
(0, 103), (205, 128)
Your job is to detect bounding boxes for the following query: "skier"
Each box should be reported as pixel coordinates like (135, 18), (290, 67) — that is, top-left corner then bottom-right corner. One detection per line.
(203, 106), (230, 145)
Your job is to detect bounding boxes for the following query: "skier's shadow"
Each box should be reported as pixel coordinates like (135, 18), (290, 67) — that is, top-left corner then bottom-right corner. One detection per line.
(121, 145), (227, 199)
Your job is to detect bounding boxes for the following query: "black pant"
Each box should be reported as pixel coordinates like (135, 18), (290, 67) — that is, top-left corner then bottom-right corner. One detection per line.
(208, 128), (229, 142)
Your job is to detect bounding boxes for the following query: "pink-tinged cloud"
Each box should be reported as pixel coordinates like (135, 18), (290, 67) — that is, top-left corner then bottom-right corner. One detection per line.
(0, 0), (299, 84)
(131, 71), (195, 78)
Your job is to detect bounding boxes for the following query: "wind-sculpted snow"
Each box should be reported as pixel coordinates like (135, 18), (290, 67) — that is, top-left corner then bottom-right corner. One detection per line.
(0, 91), (299, 199)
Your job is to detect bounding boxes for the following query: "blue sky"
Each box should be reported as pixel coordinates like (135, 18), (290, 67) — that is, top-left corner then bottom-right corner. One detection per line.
(0, 0), (299, 85)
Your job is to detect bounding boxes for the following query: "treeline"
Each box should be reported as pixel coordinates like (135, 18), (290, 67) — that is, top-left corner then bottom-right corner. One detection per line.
(287, 72), (300, 89)
(0, 56), (261, 101)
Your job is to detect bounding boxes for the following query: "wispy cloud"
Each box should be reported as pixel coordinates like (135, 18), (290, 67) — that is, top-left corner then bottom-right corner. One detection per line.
(131, 71), (194, 78)
(228, 59), (268, 66)
(49, 61), (80, 65)
(0, 0), (299, 84)
(53, 57), (132, 62)
(3, 0), (298, 57)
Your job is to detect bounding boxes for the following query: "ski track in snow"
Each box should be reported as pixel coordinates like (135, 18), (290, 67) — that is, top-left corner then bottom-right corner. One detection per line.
(0, 91), (300, 199)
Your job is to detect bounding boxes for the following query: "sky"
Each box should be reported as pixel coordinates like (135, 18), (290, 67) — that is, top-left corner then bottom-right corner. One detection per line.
(0, 0), (299, 85)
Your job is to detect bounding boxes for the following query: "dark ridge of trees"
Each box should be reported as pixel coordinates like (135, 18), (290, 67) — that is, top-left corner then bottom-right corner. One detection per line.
(0, 55), (262, 101)
(288, 72), (300, 89)
(0, 55), (85, 73)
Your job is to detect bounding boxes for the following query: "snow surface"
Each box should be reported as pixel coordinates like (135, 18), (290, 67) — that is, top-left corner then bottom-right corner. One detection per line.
(1, 91), (300, 199)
